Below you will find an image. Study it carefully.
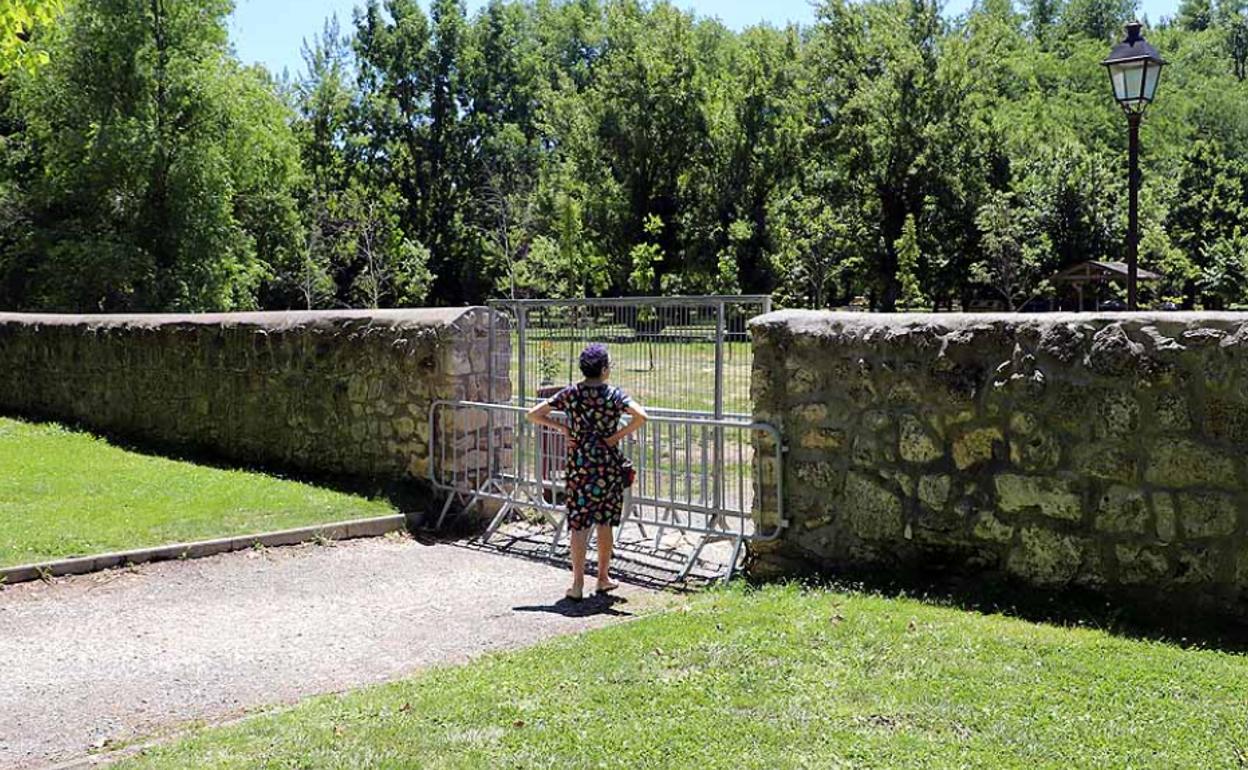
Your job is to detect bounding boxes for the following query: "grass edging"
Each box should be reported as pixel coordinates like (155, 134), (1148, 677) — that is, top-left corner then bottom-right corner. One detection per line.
(0, 513), (408, 586)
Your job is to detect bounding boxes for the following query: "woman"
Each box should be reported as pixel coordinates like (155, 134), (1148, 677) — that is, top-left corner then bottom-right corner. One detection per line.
(527, 343), (648, 600)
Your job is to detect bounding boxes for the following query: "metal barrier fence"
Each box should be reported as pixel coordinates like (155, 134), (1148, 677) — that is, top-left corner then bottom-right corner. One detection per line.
(487, 296), (772, 419)
(429, 400), (786, 580)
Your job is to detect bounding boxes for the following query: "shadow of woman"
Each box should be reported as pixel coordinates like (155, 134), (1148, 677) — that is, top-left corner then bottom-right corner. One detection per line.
(512, 593), (633, 619)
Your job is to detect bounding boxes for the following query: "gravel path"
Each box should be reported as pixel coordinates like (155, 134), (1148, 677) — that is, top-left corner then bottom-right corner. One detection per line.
(0, 535), (655, 770)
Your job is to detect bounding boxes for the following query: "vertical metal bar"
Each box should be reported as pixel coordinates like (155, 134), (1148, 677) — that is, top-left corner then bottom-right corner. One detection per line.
(519, 408), (528, 498)
(457, 409), (465, 491)
(700, 421), (709, 507)
(669, 420), (677, 504)
(737, 425), (745, 523)
(713, 301), (726, 511)
(638, 418), (648, 503)
(480, 310), (506, 502)
(437, 404), (447, 488)
(653, 415), (662, 501)
(568, 306), (576, 384)
(517, 307), (528, 407)
(774, 424), (785, 533)
(684, 421), (692, 505)
(486, 402), (495, 502)
(487, 304), (496, 404)
(533, 408), (544, 504)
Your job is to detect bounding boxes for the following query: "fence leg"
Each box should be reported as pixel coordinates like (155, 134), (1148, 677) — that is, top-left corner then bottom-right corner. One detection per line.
(481, 502), (512, 544)
(724, 536), (746, 583)
(434, 493), (458, 530)
(676, 537), (707, 581)
(629, 501), (649, 540)
(478, 480), (513, 543)
(653, 505), (676, 549)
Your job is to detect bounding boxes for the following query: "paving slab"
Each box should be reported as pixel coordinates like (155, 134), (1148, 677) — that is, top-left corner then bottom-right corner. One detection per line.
(0, 534), (655, 770)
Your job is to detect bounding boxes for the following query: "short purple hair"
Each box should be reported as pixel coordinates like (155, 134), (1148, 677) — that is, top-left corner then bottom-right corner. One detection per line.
(579, 343), (610, 378)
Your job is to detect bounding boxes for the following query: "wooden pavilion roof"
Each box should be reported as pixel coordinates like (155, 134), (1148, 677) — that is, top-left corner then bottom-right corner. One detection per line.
(1050, 260), (1162, 284)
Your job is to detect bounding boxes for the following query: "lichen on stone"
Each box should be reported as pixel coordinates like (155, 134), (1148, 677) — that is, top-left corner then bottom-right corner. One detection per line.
(952, 426), (1002, 470)
(995, 474), (1082, 521)
(843, 471), (904, 541)
(1094, 486), (1150, 535)
(1176, 491), (1240, 538)
(899, 414), (943, 464)
(1007, 526), (1086, 586)
(1145, 438), (1238, 489)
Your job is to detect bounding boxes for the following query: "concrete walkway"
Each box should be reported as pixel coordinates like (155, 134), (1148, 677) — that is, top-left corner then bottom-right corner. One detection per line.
(0, 534), (655, 770)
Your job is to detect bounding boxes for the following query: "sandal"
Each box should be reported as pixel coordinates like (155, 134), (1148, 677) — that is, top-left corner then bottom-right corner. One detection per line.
(565, 588), (584, 602)
(595, 580), (619, 595)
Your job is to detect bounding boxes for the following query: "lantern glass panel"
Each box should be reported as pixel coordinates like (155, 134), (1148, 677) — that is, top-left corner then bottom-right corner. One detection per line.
(1109, 60), (1146, 104)
(1142, 61), (1161, 101)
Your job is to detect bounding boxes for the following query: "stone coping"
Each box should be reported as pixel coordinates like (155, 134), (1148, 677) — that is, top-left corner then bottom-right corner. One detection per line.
(751, 309), (1248, 335)
(0, 307), (478, 331)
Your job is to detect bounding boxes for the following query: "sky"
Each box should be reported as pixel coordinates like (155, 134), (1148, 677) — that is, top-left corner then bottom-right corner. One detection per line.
(230, 0), (1183, 78)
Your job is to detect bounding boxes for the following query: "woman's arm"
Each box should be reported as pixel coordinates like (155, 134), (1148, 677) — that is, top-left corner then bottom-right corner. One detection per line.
(526, 399), (569, 438)
(606, 402), (648, 447)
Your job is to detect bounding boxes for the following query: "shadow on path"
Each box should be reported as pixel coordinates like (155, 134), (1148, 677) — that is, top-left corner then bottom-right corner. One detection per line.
(444, 523), (717, 594)
(513, 593), (633, 619)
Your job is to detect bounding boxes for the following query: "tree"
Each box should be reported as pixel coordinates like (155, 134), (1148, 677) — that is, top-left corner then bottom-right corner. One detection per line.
(2, 0), (303, 312)
(480, 142), (539, 300)
(1226, 11), (1248, 80)
(467, 2), (543, 299)
(895, 214), (928, 310)
(6, 0), (1248, 314)
(0, 0), (61, 75)
(1166, 140), (1248, 306)
(1177, 0), (1214, 31)
(293, 191), (337, 310)
(514, 160), (608, 299)
(681, 23), (804, 295)
(972, 191), (1048, 310)
(806, 0), (964, 310)
(1060, 0), (1136, 42)
(627, 214), (665, 296)
(275, 16), (358, 310)
(768, 183), (858, 309)
(1196, 230), (1248, 308)
(1026, 0), (1063, 43)
(338, 185), (433, 309)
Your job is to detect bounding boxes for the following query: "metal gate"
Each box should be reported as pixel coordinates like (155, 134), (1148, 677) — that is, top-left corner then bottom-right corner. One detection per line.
(432, 296), (786, 580)
(488, 295), (771, 418)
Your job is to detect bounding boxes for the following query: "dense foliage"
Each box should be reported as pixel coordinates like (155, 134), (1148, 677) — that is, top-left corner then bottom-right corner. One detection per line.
(0, 0), (62, 75)
(3, 0), (1248, 311)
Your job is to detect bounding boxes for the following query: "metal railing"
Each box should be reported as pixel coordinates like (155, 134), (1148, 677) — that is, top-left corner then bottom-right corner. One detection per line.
(487, 296), (772, 419)
(429, 399), (786, 580)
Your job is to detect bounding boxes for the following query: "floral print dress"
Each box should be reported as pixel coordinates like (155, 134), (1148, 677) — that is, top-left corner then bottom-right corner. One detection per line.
(547, 383), (633, 531)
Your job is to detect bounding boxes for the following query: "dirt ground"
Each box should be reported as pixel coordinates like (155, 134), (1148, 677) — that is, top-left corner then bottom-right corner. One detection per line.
(0, 533), (659, 770)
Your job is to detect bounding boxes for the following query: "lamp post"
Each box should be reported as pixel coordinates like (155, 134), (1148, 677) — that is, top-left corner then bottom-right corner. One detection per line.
(1103, 20), (1166, 311)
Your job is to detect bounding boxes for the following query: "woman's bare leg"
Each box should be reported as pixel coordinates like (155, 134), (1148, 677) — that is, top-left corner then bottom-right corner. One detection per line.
(595, 524), (618, 592)
(568, 528), (589, 598)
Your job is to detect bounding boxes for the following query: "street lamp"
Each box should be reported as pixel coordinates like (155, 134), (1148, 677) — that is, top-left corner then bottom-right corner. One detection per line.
(1103, 20), (1166, 311)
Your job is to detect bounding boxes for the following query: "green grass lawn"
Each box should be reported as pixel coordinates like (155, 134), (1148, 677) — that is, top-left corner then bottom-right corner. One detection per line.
(0, 417), (397, 567)
(118, 583), (1248, 769)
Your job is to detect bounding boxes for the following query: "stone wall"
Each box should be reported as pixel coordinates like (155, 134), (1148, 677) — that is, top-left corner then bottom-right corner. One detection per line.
(749, 310), (1248, 613)
(0, 309), (508, 487)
